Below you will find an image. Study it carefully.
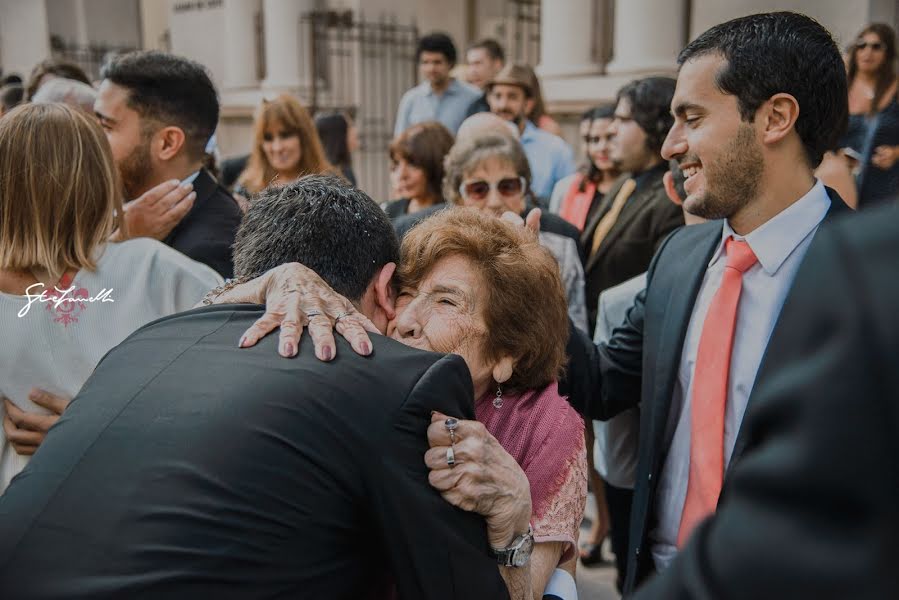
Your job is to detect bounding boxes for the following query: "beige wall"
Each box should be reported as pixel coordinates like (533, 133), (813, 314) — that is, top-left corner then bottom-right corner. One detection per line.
(0, 0), (50, 77)
(140, 0), (171, 50)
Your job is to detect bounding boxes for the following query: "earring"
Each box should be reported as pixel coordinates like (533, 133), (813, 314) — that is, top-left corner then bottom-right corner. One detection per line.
(493, 384), (503, 409)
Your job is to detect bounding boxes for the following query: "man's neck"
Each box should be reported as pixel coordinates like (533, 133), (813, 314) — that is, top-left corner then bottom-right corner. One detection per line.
(632, 157), (663, 177)
(728, 167), (816, 236)
(430, 78), (451, 95)
(136, 161), (204, 198)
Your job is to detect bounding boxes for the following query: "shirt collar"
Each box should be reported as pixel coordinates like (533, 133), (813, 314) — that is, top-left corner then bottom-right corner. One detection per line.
(520, 119), (539, 140)
(425, 78), (460, 97)
(181, 170), (201, 185)
(709, 179), (831, 275)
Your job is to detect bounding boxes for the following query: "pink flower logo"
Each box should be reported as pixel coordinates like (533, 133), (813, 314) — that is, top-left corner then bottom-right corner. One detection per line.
(44, 286), (89, 327)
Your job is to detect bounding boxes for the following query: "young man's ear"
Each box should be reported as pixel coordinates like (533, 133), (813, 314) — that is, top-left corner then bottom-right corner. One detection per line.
(761, 93), (800, 146)
(374, 262), (397, 320)
(155, 126), (187, 161)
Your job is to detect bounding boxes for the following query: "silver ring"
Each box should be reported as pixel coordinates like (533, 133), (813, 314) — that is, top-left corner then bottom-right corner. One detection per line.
(305, 310), (323, 320)
(446, 446), (456, 467)
(334, 311), (351, 321)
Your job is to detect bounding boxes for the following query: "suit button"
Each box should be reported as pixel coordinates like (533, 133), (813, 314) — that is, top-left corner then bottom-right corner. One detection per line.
(635, 547), (641, 556)
(648, 473), (652, 481)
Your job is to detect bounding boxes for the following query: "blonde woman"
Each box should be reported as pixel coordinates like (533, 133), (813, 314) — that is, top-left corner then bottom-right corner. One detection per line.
(234, 94), (338, 201)
(0, 103), (221, 490)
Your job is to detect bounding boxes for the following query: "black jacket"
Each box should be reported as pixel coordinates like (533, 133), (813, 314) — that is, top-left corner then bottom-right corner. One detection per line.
(580, 166), (684, 331)
(631, 203), (899, 599)
(587, 188), (850, 592)
(163, 169), (243, 278)
(0, 305), (509, 600)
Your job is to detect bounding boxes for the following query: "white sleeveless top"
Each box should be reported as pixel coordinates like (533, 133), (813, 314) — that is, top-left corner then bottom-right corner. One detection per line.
(0, 238), (222, 491)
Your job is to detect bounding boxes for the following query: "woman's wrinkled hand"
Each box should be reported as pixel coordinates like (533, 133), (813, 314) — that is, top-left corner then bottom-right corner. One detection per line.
(205, 262), (378, 360)
(425, 412), (532, 548)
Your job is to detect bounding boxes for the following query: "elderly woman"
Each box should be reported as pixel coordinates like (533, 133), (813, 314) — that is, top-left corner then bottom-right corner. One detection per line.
(210, 208), (587, 598)
(442, 133), (588, 332)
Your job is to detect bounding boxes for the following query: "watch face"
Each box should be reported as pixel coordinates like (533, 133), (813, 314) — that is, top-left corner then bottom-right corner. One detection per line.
(511, 534), (534, 567)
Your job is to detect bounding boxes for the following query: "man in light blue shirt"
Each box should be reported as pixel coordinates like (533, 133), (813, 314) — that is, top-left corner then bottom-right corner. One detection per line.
(394, 32), (481, 137)
(486, 64), (575, 202)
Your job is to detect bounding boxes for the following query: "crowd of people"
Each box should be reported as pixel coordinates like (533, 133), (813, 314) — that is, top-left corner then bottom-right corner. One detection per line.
(0, 9), (897, 600)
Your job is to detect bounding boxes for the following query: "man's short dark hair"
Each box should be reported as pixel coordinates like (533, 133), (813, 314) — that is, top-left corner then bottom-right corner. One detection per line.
(678, 11), (848, 167)
(0, 84), (24, 112)
(233, 175), (400, 303)
(468, 38), (505, 63)
(417, 32), (457, 66)
(617, 77), (677, 154)
(100, 50), (219, 161)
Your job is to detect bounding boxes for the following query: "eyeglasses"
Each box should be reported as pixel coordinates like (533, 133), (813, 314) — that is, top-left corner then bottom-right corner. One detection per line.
(459, 176), (527, 201)
(856, 41), (885, 51)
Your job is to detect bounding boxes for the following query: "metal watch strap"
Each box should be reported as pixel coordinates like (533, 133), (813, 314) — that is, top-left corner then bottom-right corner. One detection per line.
(491, 525), (533, 567)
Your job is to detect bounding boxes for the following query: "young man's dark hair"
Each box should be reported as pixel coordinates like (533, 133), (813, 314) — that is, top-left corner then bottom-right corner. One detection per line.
(416, 32), (457, 66)
(616, 77), (677, 155)
(678, 11), (848, 168)
(468, 38), (505, 63)
(233, 174), (400, 301)
(100, 50), (219, 161)
(1, 73), (23, 86)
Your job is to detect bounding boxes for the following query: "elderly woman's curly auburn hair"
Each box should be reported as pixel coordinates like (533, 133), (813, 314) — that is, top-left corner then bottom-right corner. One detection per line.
(398, 208), (568, 391)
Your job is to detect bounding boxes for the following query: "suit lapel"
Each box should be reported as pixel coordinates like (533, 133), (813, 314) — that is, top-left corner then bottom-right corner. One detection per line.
(588, 178), (663, 272)
(724, 187), (850, 481)
(580, 174), (628, 249)
(648, 224), (721, 468)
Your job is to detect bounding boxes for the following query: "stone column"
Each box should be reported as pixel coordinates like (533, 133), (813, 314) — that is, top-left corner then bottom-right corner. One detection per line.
(0, 0), (50, 77)
(261, 0), (317, 93)
(537, 0), (602, 77)
(605, 0), (687, 75)
(222, 0), (260, 90)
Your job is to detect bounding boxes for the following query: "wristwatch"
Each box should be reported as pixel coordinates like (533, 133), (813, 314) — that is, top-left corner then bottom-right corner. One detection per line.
(491, 526), (534, 567)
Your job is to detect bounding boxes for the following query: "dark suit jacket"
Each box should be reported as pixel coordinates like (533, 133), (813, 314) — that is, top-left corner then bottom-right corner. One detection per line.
(220, 153), (250, 189)
(580, 166), (684, 331)
(631, 203), (899, 599)
(0, 305), (509, 600)
(163, 169), (243, 278)
(587, 188), (850, 592)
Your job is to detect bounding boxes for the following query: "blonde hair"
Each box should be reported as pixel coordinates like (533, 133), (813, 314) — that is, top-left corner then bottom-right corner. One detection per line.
(237, 94), (337, 195)
(0, 103), (123, 281)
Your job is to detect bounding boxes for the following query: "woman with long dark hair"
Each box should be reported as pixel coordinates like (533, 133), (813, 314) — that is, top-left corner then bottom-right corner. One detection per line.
(841, 23), (899, 207)
(549, 105), (621, 230)
(314, 112), (359, 186)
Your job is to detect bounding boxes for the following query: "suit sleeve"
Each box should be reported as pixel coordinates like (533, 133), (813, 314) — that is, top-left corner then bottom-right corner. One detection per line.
(630, 222), (899, 599)
(587, 230), (677, 421)
(372, 353), (511, 600)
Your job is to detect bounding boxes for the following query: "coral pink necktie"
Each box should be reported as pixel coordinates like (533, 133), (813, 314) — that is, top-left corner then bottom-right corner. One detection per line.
(677, 236), (758, 547)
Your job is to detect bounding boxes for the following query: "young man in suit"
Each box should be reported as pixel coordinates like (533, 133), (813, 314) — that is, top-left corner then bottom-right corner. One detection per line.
(95, 51), (242, 278)
(581, 76), (685, 332)
(221, 10), (852, 597)
(590, 11), (850, 591)
(0, 176), (518, 599)
(630, 202), (899, 600)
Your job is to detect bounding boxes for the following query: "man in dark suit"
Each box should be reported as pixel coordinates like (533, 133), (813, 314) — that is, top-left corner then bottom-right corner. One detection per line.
(95, 51), (242, 278)
(631, 202), (899, 599)
(587, 12), (851, 592)
(581, 77), (684, 331)
(0, 176), (515, 599)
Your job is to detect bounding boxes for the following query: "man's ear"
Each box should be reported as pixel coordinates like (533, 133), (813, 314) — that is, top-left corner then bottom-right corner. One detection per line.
(154, 125), (187, 161)
(525, 97), (536, 117)
(663, 170), (683, 206)
(760, 93), (800, 146)
(492, 356), (515, 385)
(374, 262), (397, 321)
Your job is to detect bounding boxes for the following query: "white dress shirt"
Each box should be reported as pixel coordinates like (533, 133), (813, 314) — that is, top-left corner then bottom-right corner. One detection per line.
(650, 180), (831, 570)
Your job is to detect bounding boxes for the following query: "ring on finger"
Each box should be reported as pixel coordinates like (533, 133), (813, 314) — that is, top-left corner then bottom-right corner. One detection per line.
(334, 310), (351, 322)
(446, 446), (456, 467)
(444, 417), (459, 444)
(306, 310), (323, 320)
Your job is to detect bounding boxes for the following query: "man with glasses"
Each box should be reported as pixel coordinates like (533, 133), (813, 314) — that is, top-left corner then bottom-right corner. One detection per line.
(580, 77), (685, 331)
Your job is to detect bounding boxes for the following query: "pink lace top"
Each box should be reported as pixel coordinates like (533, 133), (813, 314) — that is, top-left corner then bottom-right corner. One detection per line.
(475, 382), (588, 563)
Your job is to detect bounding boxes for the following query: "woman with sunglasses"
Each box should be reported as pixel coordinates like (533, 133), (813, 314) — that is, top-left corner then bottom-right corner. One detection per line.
(840, 23), (899, 208)
(443, 133), (587, 332)
(549, 105), (620, 230)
